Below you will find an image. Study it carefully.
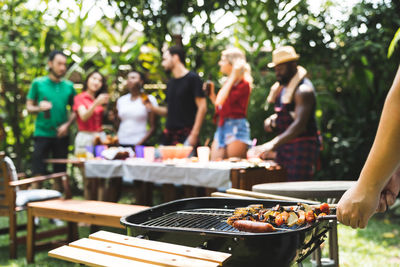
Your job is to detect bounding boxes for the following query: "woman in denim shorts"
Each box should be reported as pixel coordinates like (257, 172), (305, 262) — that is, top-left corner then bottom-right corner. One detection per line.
(205, 48), (252, 160)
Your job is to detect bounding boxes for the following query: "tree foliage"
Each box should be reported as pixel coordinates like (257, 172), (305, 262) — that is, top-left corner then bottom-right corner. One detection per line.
(0, 0), (399, 181)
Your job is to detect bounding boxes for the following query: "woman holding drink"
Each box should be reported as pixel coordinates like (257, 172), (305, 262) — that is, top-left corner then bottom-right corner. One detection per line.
(73, 70), (109, 156)
(115, 70), (158, 147)
(205, 48), (253, 160)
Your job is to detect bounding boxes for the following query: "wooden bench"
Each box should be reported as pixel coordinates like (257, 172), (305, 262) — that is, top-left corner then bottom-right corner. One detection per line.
(26, 199), (149, 263)
(49, 230), (231, 266)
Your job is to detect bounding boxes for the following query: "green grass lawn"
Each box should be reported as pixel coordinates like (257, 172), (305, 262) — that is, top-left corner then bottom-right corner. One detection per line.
(1, 204), (399, 266)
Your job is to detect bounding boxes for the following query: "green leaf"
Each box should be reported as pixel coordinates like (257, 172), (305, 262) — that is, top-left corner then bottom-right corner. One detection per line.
(387, 27), (400, 58)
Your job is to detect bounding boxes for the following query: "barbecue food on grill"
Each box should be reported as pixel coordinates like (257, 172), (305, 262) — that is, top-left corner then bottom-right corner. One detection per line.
(227, 203), (332, 232)
(233, 220), (276, 233)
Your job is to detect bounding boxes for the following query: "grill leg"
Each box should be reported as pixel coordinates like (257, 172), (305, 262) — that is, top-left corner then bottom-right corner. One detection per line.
(311, 247), (322, 267)
(329, 220), (339, 266)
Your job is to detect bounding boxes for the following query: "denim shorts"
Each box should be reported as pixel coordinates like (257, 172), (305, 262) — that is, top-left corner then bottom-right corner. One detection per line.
(214, 118), (252, 148)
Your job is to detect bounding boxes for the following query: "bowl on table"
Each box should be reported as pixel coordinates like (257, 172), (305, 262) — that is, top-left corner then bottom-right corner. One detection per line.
(158, 146), (193, 160)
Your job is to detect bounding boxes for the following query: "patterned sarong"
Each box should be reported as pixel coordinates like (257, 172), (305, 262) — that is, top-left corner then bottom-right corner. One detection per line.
(276, 136), (319, 181)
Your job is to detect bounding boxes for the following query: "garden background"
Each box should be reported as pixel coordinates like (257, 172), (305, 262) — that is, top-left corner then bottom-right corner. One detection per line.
(1, 0), (400, 182)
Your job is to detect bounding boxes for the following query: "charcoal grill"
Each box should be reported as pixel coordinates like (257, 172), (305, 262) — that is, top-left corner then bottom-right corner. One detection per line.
(121, 197), (331, 267)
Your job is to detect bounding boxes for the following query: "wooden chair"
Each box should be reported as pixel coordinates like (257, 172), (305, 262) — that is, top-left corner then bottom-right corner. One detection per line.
(0, 152), (72, 259)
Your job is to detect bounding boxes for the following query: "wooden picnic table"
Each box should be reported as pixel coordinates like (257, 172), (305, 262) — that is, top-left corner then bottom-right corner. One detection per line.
(84, 158), (287, 205)
(46, 158), (287, 205)
(48, 230), (232, 266)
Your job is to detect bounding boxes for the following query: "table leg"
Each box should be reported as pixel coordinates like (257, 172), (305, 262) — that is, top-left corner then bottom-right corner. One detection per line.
(84, 178), (98, 200)
(162, 183), (176, 203)
(183, 185), (198, 198)
(26, 207), (35, 263)
(204, 187), (217, 197)
(132, 180), (153, 206)
(67, 222), (79, 242)
(143, 181), (154, 206)
(100, 178), (122, 202)
(97, 179), (106, 201)
(84, 176), (90, 200)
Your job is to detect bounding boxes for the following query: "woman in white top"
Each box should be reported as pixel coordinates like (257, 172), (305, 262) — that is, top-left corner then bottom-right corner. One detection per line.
(116, 71), (158, 146)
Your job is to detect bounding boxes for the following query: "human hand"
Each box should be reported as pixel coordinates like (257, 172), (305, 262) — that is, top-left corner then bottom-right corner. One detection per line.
(377, 170), (400, 212)
(337, 182), (381, 228)
(264, 114), (277, 132)
(57, 123), (69, 138)
(231, 59), (246, 80)
(95, 93), (110, 106)
(39, 100), (52, 111)
(246, 143), (272, 159)
(259, 142), (275, 159)
(185, 133), (198, 147)
(202, 81), (215, 97)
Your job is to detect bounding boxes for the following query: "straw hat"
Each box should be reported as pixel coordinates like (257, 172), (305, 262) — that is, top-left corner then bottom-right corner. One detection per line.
(268, 46), (300, 68)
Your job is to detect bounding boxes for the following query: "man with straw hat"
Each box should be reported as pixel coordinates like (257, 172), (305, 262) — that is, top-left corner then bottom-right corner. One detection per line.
(248, 46), (320, 181)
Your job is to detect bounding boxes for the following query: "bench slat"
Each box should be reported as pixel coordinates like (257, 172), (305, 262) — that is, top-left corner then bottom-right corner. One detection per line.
(49, 245), (158, 267)
(90, 231), (231, 265)
(28, 199), (149, 228)
(69, 238), (219, 267)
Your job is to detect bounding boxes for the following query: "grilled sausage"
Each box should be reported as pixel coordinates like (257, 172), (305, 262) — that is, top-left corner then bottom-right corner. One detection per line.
(233, 220), (276, 233)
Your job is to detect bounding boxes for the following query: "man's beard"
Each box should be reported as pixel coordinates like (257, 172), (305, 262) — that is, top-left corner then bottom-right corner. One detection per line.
(277, 69), (297, 85)
(49, 68), (65, 79)
(277, 75), (291, 85)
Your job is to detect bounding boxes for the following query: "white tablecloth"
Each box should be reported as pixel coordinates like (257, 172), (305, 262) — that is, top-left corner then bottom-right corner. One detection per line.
(84, 159), (272, 188)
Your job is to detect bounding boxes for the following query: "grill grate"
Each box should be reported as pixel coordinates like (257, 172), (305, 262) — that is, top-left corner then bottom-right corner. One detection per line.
(141, 208), (240, 232)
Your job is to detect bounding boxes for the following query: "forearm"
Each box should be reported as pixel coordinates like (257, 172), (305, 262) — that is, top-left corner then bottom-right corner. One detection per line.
(208, 93), (216, 105)
(26, 101), (41, 114)
(138, 126), (156, 145)
(78, 104), (98, 121)
(191, 101), (207, 136)
(64, 112), (76, 128)
(359, 99), (400, 193)
(267, 120), (305, 150)
(150, 105), (168, 117)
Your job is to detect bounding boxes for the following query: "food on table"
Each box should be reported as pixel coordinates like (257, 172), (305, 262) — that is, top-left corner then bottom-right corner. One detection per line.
(158, 145), (193, 160)
(101, 146), (134, 160)
(94, 134), (119, 146)
(227, 203), (332, 232)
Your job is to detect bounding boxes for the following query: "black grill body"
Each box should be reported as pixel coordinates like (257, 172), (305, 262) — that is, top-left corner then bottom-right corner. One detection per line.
(121, 197), (330, 267)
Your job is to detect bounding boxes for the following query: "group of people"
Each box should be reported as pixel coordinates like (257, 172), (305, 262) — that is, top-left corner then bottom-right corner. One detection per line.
(25, 45), (400, 229)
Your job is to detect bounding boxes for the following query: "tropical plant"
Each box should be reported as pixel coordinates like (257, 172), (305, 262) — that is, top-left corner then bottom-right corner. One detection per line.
(0, 0), (64, 170)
